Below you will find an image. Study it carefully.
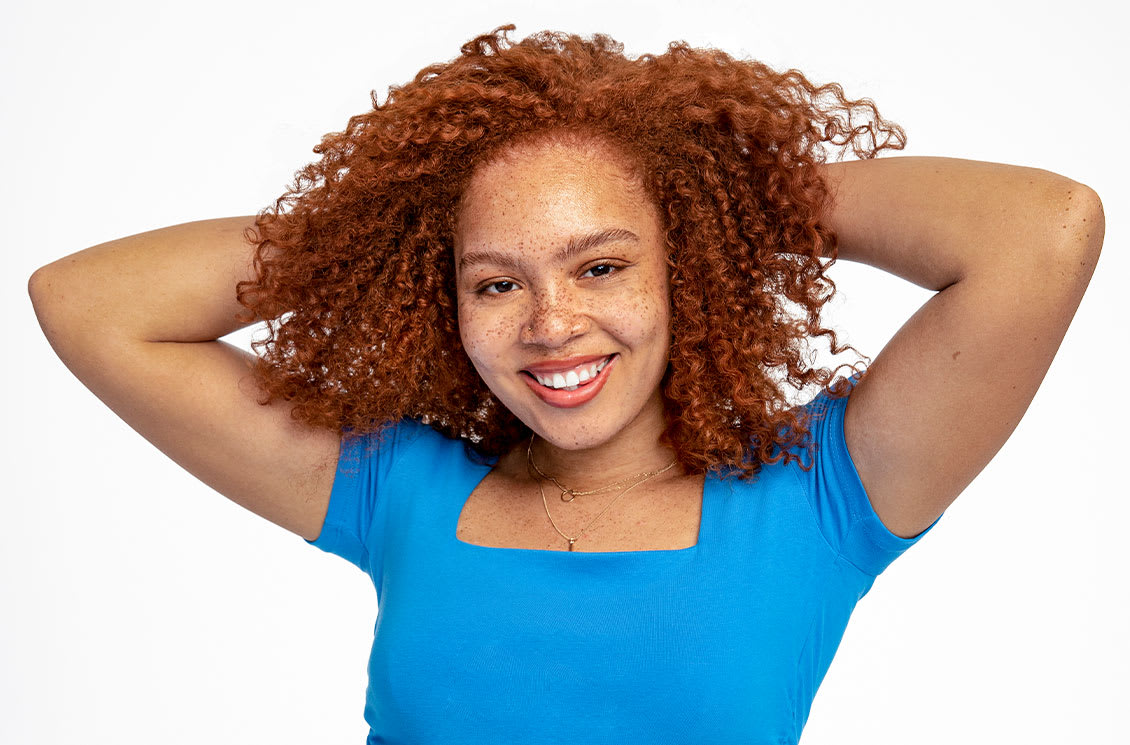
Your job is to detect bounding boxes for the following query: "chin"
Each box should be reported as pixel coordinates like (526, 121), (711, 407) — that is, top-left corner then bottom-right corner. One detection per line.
(530, 426), (616, 452)
(518, 404), (639, 453)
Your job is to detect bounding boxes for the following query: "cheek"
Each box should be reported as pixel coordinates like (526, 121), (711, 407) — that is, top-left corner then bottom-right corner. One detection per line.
(610, 279), (671, 344)
(457, 302), (515, 367)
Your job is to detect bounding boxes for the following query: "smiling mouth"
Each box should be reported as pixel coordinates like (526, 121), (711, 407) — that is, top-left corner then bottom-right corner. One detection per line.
(519, 354), (618, 409)
(521, 355), (615, 391)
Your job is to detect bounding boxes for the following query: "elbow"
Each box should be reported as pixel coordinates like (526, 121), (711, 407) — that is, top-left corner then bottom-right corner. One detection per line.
(1057, 180), (1102, 250)
(1073, 184), (1105, 255)
(28, 261), (66, 312)
(28, 265), (53, 315)
(1043, 179), (1104, 259)
(1041, 182), (1104, 291)
(28, 262), (76, 335)
(28, 265), (60, 340)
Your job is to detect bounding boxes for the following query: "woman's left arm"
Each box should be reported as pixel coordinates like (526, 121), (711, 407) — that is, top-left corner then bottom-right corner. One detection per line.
(814, 156), (1104, 538)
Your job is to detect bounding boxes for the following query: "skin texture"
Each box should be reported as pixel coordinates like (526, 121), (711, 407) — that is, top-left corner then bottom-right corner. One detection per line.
(455, 136), (677, 482)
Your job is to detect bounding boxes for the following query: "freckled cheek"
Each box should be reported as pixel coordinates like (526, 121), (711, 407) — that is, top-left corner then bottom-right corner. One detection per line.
(605, 283), (671, 345)
(457, 306), (521, 370)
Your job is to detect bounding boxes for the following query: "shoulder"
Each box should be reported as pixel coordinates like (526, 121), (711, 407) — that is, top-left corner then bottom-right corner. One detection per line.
(340, 418), (483, 473)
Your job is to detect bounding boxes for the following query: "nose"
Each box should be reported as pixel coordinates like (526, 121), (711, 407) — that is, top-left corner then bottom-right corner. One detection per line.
(520, 288), (589, 347)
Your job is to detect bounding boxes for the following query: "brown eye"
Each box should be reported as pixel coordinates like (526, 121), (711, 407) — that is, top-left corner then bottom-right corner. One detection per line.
(582, 263), (619, 279)
(479, 280), (516, 295)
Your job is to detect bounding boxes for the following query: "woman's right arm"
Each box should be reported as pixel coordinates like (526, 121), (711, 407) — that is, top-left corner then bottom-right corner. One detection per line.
(27, 217), (341, 542)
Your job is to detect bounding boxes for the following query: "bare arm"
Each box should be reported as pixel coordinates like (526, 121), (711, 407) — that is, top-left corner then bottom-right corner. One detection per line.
(817, 156), (1098, 289)
(813, 157), (1103, 538)
(28, 217), (341, 542)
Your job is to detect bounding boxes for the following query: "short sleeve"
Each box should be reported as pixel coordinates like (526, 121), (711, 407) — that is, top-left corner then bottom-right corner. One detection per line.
(792, 373), (941, 577)
(305, 422), (412, 572)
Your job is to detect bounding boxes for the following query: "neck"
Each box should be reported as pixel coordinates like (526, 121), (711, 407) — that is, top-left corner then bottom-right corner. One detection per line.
(517, 392), (682, 489)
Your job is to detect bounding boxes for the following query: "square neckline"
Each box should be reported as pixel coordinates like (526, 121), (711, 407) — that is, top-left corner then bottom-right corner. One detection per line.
(451, 458), (713, 556)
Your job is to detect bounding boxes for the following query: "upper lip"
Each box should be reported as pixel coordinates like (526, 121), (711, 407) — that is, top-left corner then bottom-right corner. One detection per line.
(521, 354), (614, 375)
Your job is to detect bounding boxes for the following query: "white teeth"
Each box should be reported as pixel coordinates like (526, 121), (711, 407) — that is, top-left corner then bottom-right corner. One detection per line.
(530, 355), (614, 390)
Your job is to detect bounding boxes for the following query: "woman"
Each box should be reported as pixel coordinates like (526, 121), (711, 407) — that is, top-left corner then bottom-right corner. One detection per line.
(29, 24), (1103, 744)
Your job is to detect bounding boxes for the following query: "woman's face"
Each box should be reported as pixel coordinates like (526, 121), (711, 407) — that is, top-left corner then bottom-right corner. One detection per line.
(454, 137), (672, 452)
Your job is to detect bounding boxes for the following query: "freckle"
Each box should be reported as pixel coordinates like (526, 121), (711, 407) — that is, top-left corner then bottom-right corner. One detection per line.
(952, 350), (960, 360)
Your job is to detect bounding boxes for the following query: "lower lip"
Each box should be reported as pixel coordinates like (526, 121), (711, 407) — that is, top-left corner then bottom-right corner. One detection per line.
(521, 355), (618, 409)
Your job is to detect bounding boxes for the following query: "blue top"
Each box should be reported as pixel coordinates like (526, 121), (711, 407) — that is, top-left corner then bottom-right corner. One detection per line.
(305, 377), (940, 744)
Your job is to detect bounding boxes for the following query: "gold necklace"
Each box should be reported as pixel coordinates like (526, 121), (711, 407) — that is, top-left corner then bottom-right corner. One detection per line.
(525, 434), (678, 551)
(525, 434), (676, 502)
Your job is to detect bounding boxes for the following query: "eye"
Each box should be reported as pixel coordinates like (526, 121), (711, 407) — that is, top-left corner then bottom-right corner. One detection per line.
(477, 280), (517, 296)
(582, 263), (620, 279)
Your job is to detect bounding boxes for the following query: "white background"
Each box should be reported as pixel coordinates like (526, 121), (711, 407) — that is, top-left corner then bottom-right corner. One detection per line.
(4, 1), (1126, 743)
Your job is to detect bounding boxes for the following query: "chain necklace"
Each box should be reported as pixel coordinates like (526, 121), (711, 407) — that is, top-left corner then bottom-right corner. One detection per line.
(525, 434), (676, 502)
(525, 434), (678, 551)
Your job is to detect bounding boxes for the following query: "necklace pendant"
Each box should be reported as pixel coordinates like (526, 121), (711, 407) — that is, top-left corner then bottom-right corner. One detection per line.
(560, 489), (575, 503)
(568, 538), (576, 551)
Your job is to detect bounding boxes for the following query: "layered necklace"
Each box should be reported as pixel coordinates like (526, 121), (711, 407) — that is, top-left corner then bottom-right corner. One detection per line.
(525, 434), (678, 551)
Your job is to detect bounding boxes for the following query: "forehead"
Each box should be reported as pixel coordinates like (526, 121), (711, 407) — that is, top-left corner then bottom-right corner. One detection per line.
(454, 139), (659, 262)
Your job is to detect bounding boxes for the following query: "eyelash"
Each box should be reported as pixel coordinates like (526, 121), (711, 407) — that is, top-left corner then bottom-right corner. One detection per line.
(475, 263), (624, 296)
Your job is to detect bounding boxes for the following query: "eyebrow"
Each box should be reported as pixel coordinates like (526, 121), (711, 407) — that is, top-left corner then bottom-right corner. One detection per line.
(457, 227), (640, 273)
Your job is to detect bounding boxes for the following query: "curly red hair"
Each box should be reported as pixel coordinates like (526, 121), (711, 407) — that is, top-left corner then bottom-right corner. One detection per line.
(236, 24), (905, 479)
